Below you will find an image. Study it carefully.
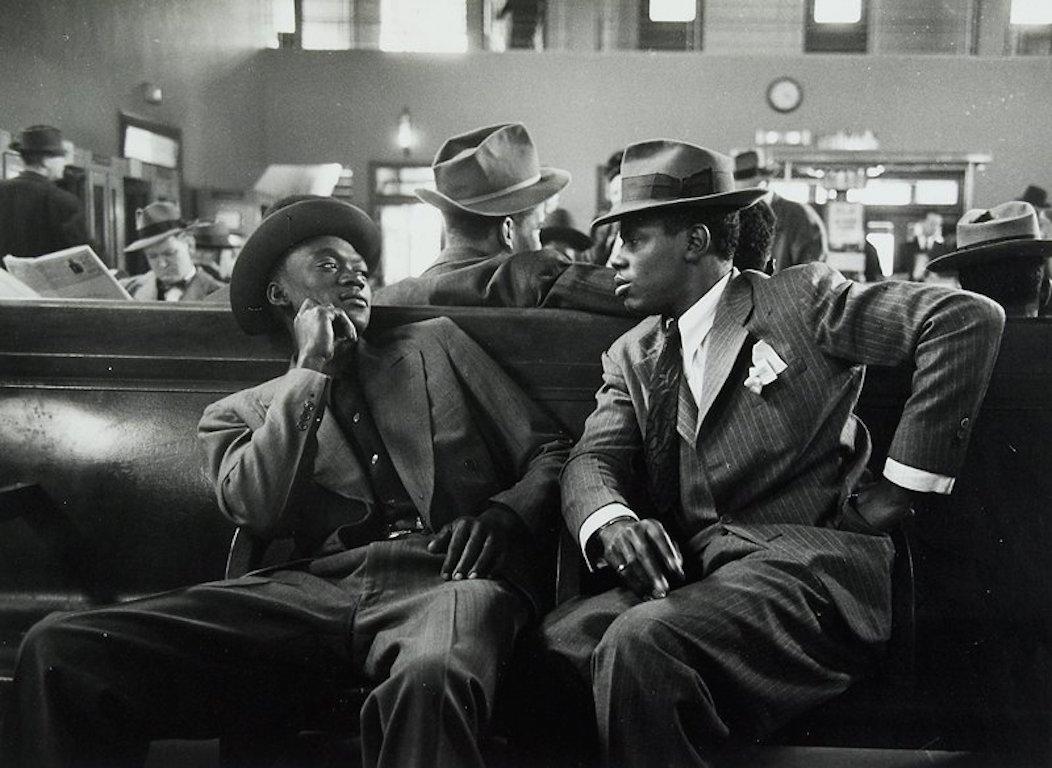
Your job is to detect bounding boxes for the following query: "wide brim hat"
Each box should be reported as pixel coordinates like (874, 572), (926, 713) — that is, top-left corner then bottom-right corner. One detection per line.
(10, 125), (65, 156)
(928, 200), (1052, 272)
(415, 123), (570, 217)
(195, 222), (245, 249)
(125, 200), (207, 252)
(592, 140), (765, 229)
(230, 196), (381, 335)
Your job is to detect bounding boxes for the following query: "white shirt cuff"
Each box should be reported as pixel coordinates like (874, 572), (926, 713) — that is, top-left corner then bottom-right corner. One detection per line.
(883, 458), (955, 495)
(579, 503), (638, 562)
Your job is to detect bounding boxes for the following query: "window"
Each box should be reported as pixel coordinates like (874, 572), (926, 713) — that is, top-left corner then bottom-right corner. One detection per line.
(371, 164), (443, 284)
(805, 0), (867, 53)
(638, 0), (702, 50)
(1010, 0), (1052, 55)
(379, 0), (468, 53)
(302, 0), (353, 50)
(1011, 0), (1052, 25)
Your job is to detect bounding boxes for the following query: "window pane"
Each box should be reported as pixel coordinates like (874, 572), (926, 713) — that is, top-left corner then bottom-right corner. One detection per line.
(1011, 0), (1052, 25)
(379, 203), (444, 283)
(914, 180), (959, 206)
(859, 180), (911, 206)
(302, 0), (352, 50)
(380, 0), (468, 53)
(814, 0), (863, 24)
(650, 0), (696, 23)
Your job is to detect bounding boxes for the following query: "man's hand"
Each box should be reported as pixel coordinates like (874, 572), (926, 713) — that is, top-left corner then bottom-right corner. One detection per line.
(428, 507), (523, 581)
(294, 298), (357, 375)
(598, 518), (685, 599)
(848, 478), (919, 533)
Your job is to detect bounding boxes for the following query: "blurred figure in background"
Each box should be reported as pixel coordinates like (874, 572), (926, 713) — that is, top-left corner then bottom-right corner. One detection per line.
(0, 125), (91, 260)
(193, 221), (244, 281)
(592, 150), (624, 267)
(733, 149), (828, 272)
(897, 212), (944, 281)
(121, 202), (224, 302)
(929, 201), (1051, 318)
(540, 208), (594, 262)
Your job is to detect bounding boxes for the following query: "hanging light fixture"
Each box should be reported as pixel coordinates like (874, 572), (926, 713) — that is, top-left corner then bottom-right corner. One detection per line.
(396, 108), (414, 158)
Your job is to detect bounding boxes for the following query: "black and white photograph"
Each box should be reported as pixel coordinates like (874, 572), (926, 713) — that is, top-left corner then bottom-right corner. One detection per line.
(0, 1), (1050, 766)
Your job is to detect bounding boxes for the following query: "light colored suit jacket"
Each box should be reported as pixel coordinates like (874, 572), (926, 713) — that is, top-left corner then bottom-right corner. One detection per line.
(199, 317), (571, 614)
(563, 262), (1005, 642)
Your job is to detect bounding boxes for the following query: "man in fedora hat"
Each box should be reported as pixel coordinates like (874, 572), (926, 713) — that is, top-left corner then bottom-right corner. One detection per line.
(929, 200), (1052, 318)
(732, 148), (828, 274)
(0, 125), (92, 260)
(194, 220), (244, 280)
(375, 123), (630, 316)
(121, 201), (225, 301)
(2, 196), (570, 768)
(536, 140), (1005, 766)
(540, 207), (594, 262)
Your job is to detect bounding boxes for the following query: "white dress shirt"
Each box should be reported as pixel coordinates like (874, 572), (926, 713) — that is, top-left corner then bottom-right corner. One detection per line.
(578, 269), (953, 561)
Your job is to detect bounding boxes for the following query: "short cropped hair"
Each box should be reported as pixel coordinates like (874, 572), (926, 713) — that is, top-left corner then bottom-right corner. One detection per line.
(735, 200), (777, 272)
(654, 205), (741, 262)
(442, 207), (535, 242)
(957, 258), (1045, 308)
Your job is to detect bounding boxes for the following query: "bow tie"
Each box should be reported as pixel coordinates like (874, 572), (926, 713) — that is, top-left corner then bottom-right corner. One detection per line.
(159, 279), (189, 295)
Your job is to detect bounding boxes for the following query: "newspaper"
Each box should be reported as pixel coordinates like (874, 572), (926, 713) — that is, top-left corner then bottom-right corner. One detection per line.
(3, 246), (132, 300)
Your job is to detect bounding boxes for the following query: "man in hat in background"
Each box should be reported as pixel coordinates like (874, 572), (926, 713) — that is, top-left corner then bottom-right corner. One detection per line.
(928, 200), (1052, 318)
(540, 207), (594, 263)
(375, 123), (630, 316)
(121, 201), (225, 301)
(537, 140), (1005, 766)
(733, 148), (828, 273)
(2, 196), (571, 768)
(0, 125), (92, 260)
(590, 149), (625, 267)
(193, 220), (244, 281)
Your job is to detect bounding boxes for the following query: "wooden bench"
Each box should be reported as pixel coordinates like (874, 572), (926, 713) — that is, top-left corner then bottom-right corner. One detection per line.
(0, 299), (1048, 761)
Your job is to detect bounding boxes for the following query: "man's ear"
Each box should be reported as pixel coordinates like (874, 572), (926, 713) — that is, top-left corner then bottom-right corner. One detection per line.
(683, 224), (711, 263)
(266, 280), (291, 308)
(500, 216), (515, 250)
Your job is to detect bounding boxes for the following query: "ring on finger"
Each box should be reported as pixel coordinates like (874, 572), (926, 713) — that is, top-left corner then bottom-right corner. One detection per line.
(615, 563), (628, 573)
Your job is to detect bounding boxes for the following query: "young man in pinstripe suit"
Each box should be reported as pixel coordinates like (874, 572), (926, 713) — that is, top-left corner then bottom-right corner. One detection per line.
(539, 140), (1005, 767)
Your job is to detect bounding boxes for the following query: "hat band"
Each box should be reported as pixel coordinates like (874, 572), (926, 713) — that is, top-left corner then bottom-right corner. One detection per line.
(136, 219), (187, 240)
(956, 231), (1038, 251)
(458, 173), (542, 206)
(621, 169), (716, 203)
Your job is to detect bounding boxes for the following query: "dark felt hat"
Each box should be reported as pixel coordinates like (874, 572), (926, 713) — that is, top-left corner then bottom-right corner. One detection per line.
(10, 125), (65, 156)
(416, 123), (570, 216)
(592, 141), (766, 229)
(195, 221), (245, 249)
(732, 149), (775, 181)
(928, 201), (1052, 272)
(230, 196), (381, 335)
(1017, 185), (1049, 210)
(540, 208), (593, 251)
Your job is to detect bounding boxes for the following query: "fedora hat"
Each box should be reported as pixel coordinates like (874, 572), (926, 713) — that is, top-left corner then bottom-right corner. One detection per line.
(928, 201), (1052, 273)
(592, 141), (766, 229)
(732, 149), (775, 181)
(230, 196), (381, 335)
(10, 125), (65, 156)
(540, 208), (593, 251)
(124, 201), (207, 253)
(1017, 185), (1049, 210)
(416, 123), (570, 217)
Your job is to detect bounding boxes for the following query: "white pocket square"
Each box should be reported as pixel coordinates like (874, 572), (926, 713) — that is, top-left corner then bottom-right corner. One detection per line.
(744, 340), (788, 395)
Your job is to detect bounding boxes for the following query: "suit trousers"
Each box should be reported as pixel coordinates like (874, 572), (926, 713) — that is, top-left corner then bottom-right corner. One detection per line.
(537, 526), (875, 768)
(1, 534), (528, 768)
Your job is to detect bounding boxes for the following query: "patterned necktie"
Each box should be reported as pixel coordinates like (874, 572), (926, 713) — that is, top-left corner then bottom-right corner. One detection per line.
(644, 318), (683, 523)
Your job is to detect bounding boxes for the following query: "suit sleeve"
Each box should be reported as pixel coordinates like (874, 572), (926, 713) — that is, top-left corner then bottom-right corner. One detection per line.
(197, 368), (331, 538)
(804, 262), (1005, 478)
(432, 318), (572, 540)
(560, 343), (644, 539)
(481, 250), (633, 317)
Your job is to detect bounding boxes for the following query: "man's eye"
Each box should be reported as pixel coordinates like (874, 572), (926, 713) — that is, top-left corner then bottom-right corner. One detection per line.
(318, 262), (338, 270)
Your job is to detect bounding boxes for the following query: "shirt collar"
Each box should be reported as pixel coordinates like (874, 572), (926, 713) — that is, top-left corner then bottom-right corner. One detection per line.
(677, 269), (735, 355)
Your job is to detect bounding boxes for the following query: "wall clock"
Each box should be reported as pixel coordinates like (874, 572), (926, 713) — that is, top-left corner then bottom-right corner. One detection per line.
(767, 77), (803, 113)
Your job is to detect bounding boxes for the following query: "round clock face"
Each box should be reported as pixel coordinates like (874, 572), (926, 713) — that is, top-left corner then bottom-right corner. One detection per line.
(767, 77), (803, 113)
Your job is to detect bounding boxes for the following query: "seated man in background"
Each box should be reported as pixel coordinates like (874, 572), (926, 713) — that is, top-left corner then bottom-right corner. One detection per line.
(539, 140), (1005, 767)
(121, 201), (225, 301)
(928, 200), (1051, 318)
(0, 125), (92, 259)
(733, 148), (827, 272)
(540, 208), (594, 263)
(2, 197), (571, 768)
(375, 123), (631, 316)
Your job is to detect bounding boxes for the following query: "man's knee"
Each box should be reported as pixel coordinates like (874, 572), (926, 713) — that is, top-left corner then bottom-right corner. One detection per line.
(16, 611), (84, 672)
(388, 650), (484, 706)
(592, 604), (680, 678)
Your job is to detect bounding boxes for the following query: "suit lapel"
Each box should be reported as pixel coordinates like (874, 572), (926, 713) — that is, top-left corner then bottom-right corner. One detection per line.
(695, 274), (754, 435)
(357, 340), (435, 518)
(313, 409), (373, 503)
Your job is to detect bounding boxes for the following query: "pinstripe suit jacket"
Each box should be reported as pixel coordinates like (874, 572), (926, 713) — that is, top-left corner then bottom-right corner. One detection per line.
(199, 317), (571, 615)
(563, 262), (1005, 642)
